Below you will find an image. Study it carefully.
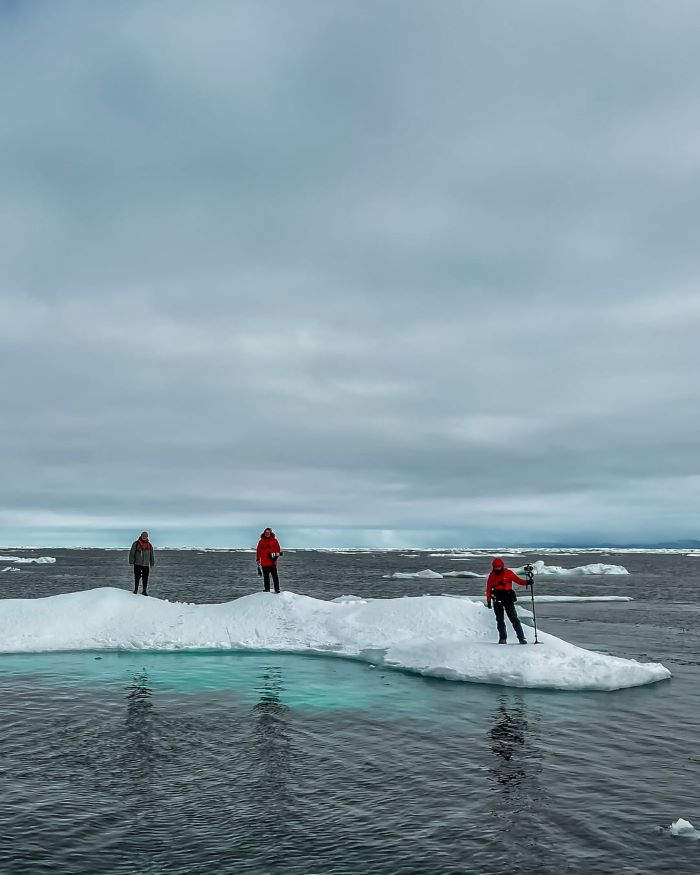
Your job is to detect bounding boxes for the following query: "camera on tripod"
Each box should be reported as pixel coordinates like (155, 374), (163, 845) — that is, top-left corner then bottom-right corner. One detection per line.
(523, 563), (535, 583)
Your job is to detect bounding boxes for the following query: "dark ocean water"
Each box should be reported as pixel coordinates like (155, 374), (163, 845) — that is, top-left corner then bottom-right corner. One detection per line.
(0, 548), (698, 874)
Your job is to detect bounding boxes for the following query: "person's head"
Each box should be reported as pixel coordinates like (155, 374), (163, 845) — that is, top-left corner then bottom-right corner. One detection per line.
(262, 527), (273, 538)
(140, 531), (149, 540)
(492, 557), (505, 573)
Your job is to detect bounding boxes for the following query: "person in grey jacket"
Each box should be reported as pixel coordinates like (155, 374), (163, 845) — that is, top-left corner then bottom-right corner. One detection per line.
(129, 532), (155, 595)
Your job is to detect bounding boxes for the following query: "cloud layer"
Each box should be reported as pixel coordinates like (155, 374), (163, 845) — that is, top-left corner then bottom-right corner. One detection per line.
(2, 1), (700, 546)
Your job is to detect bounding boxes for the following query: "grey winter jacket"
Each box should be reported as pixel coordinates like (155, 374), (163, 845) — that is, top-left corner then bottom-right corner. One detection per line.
(129, 541), (155, 568)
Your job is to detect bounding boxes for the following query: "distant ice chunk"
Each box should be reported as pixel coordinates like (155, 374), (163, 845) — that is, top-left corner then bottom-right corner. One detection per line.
(442, 570), (483, 579)
(517, 560), (629, 576)
(382, 569), (444, 579)
(1, 567), (22, 573)
(0, 555), (56, 565)
(0, 588), (670, 691)
(669, 818), (700, 838)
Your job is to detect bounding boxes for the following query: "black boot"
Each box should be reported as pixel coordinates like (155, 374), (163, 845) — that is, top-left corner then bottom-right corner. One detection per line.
(498, 638), (507, 644)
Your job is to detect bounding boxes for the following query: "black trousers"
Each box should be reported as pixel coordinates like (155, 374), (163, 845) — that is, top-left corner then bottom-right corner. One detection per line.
(493, 599), (526, 642)
(133, 565), (150, 594)
(262, 565), (280, 593)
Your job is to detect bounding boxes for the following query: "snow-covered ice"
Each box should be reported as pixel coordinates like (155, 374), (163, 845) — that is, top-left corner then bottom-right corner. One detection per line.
(516, 560), (629, 576)
(383, 561), (629, 579)
(1, 567), (22, 573)
(0, 555), (56, 565)
(443, 594), (633, 603)
(442, 570), (483, 579)
(668, 819), (700, 839)
(0, 588), (670, 691)
(382, 569), (444, 579)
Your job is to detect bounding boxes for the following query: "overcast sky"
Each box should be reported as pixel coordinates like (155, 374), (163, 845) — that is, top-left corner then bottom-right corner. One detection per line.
(2, 1), (700, 548)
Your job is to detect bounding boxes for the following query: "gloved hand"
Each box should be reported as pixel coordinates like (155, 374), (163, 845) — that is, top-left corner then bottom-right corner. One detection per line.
(257, 564), (262, 577)
(486, 600), (491, 609)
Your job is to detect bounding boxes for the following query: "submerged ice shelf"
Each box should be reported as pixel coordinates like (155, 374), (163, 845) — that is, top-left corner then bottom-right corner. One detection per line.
(0, 588), (670, 691)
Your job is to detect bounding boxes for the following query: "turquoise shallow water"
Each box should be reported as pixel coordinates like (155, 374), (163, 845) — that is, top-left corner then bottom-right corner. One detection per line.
(0, 549), (698, 874)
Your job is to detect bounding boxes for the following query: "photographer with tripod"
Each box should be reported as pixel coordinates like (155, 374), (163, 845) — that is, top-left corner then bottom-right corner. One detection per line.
(485, 558), (531, 645)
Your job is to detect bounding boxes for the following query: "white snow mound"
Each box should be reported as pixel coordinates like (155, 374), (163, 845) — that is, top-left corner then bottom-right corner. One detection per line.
(0, 588), (670, 691)
(518, 560), (629, 576)
(669, 819), (700, 839)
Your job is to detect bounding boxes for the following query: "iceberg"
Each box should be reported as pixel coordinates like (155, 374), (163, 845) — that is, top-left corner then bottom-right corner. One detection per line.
(516, 560), (629, 576)
(669, 819), (700, 839)
(0, 588), (670, 691)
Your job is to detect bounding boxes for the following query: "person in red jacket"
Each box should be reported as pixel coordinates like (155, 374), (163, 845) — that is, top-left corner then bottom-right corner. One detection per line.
(485, 557), (530, 644)
(256, 528), (283, 593)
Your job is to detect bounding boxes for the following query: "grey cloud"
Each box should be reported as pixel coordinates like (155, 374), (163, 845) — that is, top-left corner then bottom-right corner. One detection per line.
(1, 1), (700, 546)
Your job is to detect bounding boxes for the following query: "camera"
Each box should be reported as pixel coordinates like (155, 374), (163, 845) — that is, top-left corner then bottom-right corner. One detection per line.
(523, 563), (535, 582)
(268, 552), (279, 561)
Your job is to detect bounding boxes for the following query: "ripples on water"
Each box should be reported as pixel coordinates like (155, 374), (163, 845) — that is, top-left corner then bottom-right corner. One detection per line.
(0, 550), (698, 874)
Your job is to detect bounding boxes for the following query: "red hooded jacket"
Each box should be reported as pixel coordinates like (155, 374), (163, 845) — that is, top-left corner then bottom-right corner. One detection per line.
(486, 563), (528, 602)
(256, 533), (282, 568)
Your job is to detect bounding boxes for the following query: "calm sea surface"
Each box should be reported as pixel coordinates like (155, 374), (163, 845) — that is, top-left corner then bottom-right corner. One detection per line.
(0, 548), (698, 874)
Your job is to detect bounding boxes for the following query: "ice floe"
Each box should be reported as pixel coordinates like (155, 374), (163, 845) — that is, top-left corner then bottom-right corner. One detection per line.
(443, 594), (633, 603)
(516, 560), (629, 576)
(668, 818), (700, 839)
(441, 570), (483, 579)
(382, 569), (444, 579)
(383, 561), (629, 579)
(1, 567), (22, 573)
(0, 588), (670, 691)
(0, 555), (56, 565)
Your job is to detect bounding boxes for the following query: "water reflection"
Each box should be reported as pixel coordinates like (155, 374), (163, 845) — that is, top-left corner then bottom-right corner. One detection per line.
(252, 667), (292, 801)
(125, 670), (155, 785)
(489, 699), (528, 792)
(488, 695), (542, 821)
